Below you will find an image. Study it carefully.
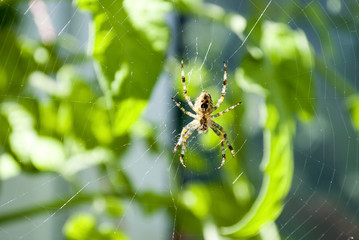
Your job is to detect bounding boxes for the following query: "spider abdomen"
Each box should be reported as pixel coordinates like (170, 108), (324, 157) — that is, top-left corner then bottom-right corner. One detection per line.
(198, 116), (209, 134)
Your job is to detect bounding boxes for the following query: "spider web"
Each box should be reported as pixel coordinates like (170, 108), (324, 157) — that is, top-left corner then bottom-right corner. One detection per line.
(0, 0), (358, 240)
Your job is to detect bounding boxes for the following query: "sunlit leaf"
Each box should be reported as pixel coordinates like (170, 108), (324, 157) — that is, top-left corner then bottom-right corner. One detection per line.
(101, 229), (128, 240)
(0, 153), (20, 179)
(63, 213), (97, 240)
(90, 104), (113, 144)
(181, 184), (210, 219)
(238, 21), (315, 121)
(64, 213), (129, 240)
(76, 0), (170, 100)
(76, 0), (171, 152)
(62, 147), (114, 176)
(26, 136), (65, 171)
(225, 21), (312, 237)
(222, 104), (294, 237)
(258, 222), (281, 240)
(1, 102), (66, 170)
(104, 196), (124, 217)
(172, 0), (246, 38)
(113, 98), (147, 136)
(347, 95), (359, 132)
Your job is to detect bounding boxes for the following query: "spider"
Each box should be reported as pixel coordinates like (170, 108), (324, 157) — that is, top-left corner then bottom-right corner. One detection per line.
(172, 59), (241, 169)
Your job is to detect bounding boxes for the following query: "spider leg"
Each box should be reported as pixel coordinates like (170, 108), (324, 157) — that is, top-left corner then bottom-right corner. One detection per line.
(180, 141), (188, 168)
(213, 61), (227, 111)
(173, 120), (198, 167)
(181, 58), (196, 112)
(212, 102), (241, 118)
(172, 98), (196, 118)
(173, 120), (196, 153)
(217, 140), (226, 169)
(210, 126), (228, 169)
(211, 121), (235, 158)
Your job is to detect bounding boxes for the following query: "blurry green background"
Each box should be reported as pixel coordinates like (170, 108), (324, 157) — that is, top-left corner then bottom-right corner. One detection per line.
(0, 0), (359, 239)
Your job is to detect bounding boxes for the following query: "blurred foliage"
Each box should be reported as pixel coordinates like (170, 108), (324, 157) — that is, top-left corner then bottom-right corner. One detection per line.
(63, 213), (129, 240)
(0, 29), (34, 97)
(347, 95), (359, 132)
(0, 0), (358, 240)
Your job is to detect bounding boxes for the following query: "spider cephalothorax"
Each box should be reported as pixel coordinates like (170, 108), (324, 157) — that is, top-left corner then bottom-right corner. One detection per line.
(172, 59), (241, 169)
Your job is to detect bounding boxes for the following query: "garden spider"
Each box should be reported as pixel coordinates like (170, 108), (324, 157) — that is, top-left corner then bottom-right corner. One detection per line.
(172, 59), (241, 169)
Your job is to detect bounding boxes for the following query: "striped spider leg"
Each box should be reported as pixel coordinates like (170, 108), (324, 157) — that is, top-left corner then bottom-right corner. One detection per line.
(211, 101), (242, 118)
(213, 61), (228, 111)
(181, 58), (196, 112)
(206, 116), (239, 169)
(173, 120), (198, 167)
(210, 124), (229, 169)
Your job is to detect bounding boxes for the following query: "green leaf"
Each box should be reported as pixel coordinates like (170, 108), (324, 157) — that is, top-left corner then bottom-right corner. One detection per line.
(208, 184), (246, 227)
(0, 4), (18, 29)
(181, 184), (210, 219)
(62, 147), (114, 176)
(238, 21), (315, 121)
(258, 222), (281, 240)
(104, 196), (124, 217)
(224, 21), (312, 237)
(263, 22), (314, 121)
(76, 0), (170, 101)
(113, 98), (147, 136)
(64, 213), (129, 240)
(63, 213), (97, 240)
(172, 0), (246, 38)
(0, 153), (21, 179)
(0, 29), (34, 98)
(2, 102), (66, 171)
(31, 66), (116, 148)
(347, 95), (359, 132)
(222, 105), (294, 237)
(76, 0), (171, 149)
(138, 191), (171, 214)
